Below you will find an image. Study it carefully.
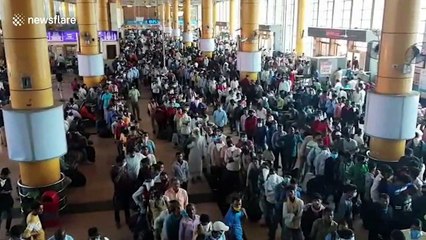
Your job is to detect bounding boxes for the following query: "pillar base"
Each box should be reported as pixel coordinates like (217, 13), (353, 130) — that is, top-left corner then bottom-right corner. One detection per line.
(78, 54), (104, 77)
(2, 104), (67, 161)
(364, 91), (419, 140)
(18, 173), (69, 213)
(183, 32), (193, 43)
(199, 38), (215, 52)
(172, 29), (181, 37)
(237, 51), (262, 72)
(164, 27), (172, 34)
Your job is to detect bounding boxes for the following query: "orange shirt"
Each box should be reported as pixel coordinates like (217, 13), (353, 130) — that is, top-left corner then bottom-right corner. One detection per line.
(164, 187), (188, 208)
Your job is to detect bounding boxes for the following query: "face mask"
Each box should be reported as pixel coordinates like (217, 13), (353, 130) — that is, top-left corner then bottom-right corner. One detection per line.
(233, 206), (241, 211)
(331, 153), (339, 159)
(411, 229), (422, 239)
(241, 137), (247, 142)
(257, 123), (262, 127)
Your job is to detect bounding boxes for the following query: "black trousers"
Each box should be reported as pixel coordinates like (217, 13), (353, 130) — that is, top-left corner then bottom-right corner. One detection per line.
(0, 208), (12, 231)
(113, 194), (131, 224)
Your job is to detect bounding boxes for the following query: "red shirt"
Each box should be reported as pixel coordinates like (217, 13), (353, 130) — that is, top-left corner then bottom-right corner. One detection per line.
(244, 116), (258, 137)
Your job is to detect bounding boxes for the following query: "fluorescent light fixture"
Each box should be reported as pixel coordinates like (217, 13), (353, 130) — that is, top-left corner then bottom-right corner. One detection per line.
(127, 5), (133, 7)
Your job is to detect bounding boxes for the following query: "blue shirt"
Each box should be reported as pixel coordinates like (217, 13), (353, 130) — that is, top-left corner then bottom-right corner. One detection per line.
(102, 92), (113, 109)
(213, 109), (228, 127)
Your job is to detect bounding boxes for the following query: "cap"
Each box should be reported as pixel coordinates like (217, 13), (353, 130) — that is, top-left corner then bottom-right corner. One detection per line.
(212, 221), (229, 232)
(335, 131), (342, 136)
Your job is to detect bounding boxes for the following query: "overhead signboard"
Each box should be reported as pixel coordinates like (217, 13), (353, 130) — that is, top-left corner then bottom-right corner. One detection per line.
(308, 27), (372, 42)
(47, 31), (119, 43)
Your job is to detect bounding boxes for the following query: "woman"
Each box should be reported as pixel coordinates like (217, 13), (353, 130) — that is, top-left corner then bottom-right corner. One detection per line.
(187, 128), (206, 183)
(179, 203), (200, 240)
(0, 168), (13, 235)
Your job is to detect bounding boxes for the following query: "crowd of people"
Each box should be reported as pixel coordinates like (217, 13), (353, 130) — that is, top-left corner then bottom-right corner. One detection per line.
(1, 27), (426, 240)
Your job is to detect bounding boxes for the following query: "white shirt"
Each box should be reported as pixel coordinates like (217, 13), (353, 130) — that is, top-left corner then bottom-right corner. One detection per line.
(256, 108), (267, 120)
(126, 153), (143, 180)
(230, 80), (239, 90)
(264, 173), (284, 203)
(224, 146), (242, 171)
(278, 80), (291, 93)
(142, 153), (157, 166)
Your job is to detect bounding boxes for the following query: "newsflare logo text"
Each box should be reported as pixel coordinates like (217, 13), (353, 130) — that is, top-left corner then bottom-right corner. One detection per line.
(12, 14), (76, 27)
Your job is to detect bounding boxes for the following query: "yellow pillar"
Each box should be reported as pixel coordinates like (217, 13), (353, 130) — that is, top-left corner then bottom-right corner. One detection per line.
(365, 0), (421, 162)
(158, 4), (164, 24)
(77, 0), (104, 87)
(213, 1), (218, 37)
(164, 2), (172, 34)
(239, 0), (261, 81)
(295, 0), (306, 56)
(200, 0), (215, 57)
(63, 1), (70, 18)
(183, 0), (192, 46)
(98, 0), (110, 31)
(1, 0), (64, 188)
(172, 0), (180, 38)
(229, 0), (237, 39)
(49, 0), (55, 17)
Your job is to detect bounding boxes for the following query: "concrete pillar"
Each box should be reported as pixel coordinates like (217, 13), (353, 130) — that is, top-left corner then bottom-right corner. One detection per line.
(295, 0), (306, 56)
(229, 0), (237, 39)
(200, 0), (215, 57)
(365, 0), (421, 162)
(49, 0), (55, 17)
(98, 0), (110, 31)
(164, 2), (172, 34)
(172, 0), (180, 38)
(63, 1), (70, 17)
(183, 0), (193, 46)
(77, 0), (105, 87)
(1, 0), (68, 214)
(238, 0), (261, 81)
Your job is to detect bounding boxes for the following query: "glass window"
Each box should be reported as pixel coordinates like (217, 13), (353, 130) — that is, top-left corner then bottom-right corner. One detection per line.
(284, 0), (295, 51)
(342, 0), (352, 28)
(69, 3), (76, 18)
(275, 0), (284, 24)
(259, 0), (267, 24)
(417, 1), (426, 43)
(351, 0), (373, 29)
(333, 0), (343, 28)
(54, 1), (62, 16)
(311, 0), (319, 27)
(372, 0), (384, 29)
(267, 0), (276, 24)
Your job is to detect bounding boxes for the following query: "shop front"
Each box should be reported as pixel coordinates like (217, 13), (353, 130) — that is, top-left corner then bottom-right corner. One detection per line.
(307, 27), (379, 70)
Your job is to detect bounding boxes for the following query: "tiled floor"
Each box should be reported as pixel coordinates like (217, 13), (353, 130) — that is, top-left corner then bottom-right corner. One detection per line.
(0, 74), (368, 240)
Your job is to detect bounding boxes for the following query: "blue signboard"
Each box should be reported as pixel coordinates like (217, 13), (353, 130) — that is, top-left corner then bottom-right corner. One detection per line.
(47, 31), (118, 43)
(144, 19), (160, 25)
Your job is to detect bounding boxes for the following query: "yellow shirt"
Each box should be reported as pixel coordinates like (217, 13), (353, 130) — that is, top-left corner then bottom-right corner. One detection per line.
(23, 213), (45, 240)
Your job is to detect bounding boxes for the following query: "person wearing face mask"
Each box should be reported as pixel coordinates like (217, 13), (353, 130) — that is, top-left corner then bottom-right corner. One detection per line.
(334, 184), (357, 228)
(223, 140), (242, 194)
(245, 110), (258, 141)
(224, 197), (247, 240)
(309, 207), (338, 240)
(213, 105), (228, 131)
(0, 168), (13, 235)
(88, 227), (109, 240)
(301, 193), (325, 238)
(141, 132), (156, 154)
(282, 185), (304, 240)
(205, 221), (229, 240)
(366, 193), (394, 240)
(254, 119), (268, 151)
(208, 137), (226, 191)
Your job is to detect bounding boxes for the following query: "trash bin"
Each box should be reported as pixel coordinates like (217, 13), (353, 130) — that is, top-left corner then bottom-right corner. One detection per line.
(41, 191), (60, 228)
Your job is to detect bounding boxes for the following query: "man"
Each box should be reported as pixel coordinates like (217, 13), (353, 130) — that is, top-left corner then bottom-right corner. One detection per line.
(366, 193), (394, 240)
(22, 202), (45, 240)
(205, 221), (229, 240)
(309, 207), (338, 240)
(164, 178), (189, 209)
(223, 140), (243, 194)
(163, 200), (183, 240)
(282, 185), (304, 240)
(179, 203), (200, 240)
(128, 85), (141, 120)
(48, 228), (74, 240)
(172, 152), (190, 190)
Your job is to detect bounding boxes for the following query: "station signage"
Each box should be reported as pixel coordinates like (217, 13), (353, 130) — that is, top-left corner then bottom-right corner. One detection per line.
(47, 31), (119, 43)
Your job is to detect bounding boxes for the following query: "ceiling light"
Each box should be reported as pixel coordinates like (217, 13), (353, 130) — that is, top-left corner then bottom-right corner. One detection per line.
(127, 5), (133, 7)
